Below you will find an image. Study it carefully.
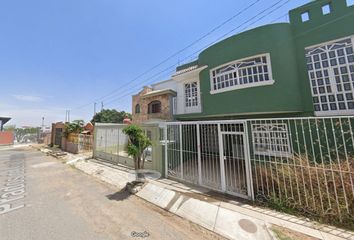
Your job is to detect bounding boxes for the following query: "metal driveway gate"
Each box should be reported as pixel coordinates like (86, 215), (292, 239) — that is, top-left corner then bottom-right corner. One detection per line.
(165, 121), (253, 199)
(93, 123), (129, 165)
(165, 117), (354, 222)
(93, 123), (163, 171)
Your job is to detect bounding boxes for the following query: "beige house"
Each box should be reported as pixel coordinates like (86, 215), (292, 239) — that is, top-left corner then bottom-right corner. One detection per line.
(132, 80), (177, 124)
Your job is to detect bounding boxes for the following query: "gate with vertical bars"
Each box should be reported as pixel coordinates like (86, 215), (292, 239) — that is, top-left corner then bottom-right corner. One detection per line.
(164, 117), (354, 222)
(164, 120), (253, 199)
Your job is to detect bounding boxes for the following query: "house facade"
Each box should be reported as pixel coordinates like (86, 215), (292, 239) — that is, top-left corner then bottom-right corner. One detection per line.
(132, 80), (177, 124)
(169, 0), (354, 120)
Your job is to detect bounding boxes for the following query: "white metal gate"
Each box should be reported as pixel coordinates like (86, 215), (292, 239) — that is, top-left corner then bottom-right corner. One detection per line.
(165, 121), (253, 199)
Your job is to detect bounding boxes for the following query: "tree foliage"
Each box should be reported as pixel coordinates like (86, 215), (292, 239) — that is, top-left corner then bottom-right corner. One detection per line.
(64, 120), (84, 138)
(122, 125), (151, 170)
(4, 125), (16, 132)
(13, 127), (40, 143)
(91, 109), (131, 124)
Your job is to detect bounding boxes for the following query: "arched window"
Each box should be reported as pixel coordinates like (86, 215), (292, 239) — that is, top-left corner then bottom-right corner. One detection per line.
(148, 101), (161, 114)
(135, 104), (140, 114)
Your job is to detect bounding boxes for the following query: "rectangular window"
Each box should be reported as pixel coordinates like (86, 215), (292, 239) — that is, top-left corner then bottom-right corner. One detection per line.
(322, 4), (331, 15)
(152, 104), (160, 113)
(184, 81), (199, 107)
(347, 0), (354, 7)
(306, 36), (354, 115)
(301, 11), (310, 22)
(172, 97), (177, 115)
(252, 123), (292, 157)
(148, 101), (161, 114)
(210, 54), (274, 93)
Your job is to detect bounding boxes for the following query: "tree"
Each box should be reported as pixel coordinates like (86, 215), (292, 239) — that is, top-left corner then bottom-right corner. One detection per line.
(4, 125), (16, 132)
(64, 120), (84, 138)
(14, 127), (40, 143)
(91, 109), (132, 124)
(122, 125), (151, 170)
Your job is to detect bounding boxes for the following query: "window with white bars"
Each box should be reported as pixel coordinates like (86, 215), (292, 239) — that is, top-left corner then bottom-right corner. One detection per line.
(251, 123), (291, 157)
(184, 81), (199, 107)
(306, 36), (354, 115)
(210, 54), (274, 93)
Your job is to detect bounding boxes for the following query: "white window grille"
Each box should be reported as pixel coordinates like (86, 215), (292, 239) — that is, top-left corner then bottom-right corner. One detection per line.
(184, 81), (199, 107)
(251, 123), (291, 157)
(210, 53), (274, 94)
(305, 36), (354, 116)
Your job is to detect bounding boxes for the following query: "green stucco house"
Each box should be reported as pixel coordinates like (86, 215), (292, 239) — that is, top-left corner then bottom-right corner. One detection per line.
(171, 0), (354, 120)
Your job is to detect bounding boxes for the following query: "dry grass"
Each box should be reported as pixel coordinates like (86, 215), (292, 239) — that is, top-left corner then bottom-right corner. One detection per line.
(271, 225), (319, 240)
(253, 155), (354, 230)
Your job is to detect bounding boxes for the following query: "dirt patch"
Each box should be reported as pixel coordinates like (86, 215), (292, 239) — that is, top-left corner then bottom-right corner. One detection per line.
(271, 225), (319, 240)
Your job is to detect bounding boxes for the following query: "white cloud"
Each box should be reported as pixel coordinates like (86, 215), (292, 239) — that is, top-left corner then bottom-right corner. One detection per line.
(12, 95), (43, 102)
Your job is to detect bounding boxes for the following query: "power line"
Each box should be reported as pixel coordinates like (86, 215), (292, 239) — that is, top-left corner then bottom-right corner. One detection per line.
(71, 0), (264, 111)
(271, 12), (289, 23)
(205, 0), (291, 45)
(104, 68), (177, 107)
(103, 0), (293, 108)
(98, 0), (263, 102)
(239, 0), (292, 32)
(109, 0), (354, 110)
(101, 0), (291, 107)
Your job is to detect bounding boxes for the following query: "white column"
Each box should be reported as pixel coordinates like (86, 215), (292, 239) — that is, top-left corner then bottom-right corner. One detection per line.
(218, 124), (226, 192)
(179, 125), (183, 179)
(197, 124), (202, 185)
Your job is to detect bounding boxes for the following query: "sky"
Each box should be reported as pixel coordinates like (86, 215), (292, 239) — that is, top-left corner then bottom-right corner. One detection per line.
(0, 0), (310, 127)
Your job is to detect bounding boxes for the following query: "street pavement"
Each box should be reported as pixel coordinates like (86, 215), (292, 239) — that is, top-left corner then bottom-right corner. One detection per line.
(0, 147), (224, 240)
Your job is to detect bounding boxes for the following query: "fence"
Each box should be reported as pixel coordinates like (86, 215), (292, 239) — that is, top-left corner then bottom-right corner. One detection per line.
(14, 128), (42, 144)
(164, 117), (354, 224)
(67, 133), (93, 152)
(93, 123), (164, 174)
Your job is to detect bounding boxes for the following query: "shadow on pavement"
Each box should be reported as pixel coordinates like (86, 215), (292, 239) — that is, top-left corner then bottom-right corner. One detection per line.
(106, 188), (131, 201)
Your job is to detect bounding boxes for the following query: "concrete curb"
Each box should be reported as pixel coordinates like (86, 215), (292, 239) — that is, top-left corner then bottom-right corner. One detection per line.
(0, 144), (31, 151)
(136, 182), (354, 240)
(72, 160), (136, 189)
(136, 182), (272, 240)
(67, 159), (354, 240)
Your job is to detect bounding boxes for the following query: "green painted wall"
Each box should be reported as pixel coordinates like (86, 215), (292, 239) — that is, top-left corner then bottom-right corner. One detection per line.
(289, 0), (354, 114)
(175, 0), (354, 121)
(176, 23), (305, 120)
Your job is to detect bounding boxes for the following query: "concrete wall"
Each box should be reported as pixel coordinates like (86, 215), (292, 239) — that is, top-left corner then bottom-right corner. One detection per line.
(151, 79), (177, 91)
(51, 122), (65, 147)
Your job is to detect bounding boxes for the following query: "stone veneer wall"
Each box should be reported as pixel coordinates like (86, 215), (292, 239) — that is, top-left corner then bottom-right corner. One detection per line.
(132, 87), (173, 124)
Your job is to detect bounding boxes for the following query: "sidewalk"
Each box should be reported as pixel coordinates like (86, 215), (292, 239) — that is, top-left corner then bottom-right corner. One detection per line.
(70, 158), (354, 240)
(0, 144), (31, 151)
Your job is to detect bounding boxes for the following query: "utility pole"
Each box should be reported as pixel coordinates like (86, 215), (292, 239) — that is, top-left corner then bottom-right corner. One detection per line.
(65, 110), (71, 122)
(41, 117), (45, 132)
(101, 102), (104, 111)
(94, 102), (97, 116)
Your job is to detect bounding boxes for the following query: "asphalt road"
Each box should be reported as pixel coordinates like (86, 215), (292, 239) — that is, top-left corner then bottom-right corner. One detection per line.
(0, 147), (224, 240)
